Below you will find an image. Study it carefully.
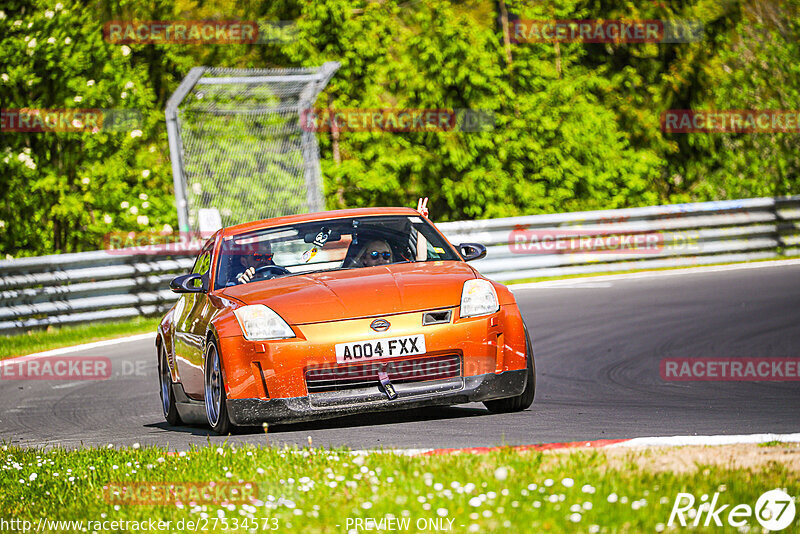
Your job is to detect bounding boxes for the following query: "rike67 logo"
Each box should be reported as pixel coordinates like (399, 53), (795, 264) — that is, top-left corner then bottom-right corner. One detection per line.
(669, 489), (796, 530)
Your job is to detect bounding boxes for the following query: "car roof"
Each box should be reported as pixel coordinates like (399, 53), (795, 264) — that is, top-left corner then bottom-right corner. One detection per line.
(221, 207), (421, 237)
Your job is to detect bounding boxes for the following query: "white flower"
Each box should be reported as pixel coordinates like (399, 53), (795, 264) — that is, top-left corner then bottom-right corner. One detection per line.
(64, 37), (71, 44)
(361, 502), (372, 509)
(142, 201), (149, 208)
(28, 38), (37, 48)
(0, 11), (5, 20)
(562, 478), (574, 488)
(55, 3), (63, 10)
(569, 513), (581, 522)
(494, 467), (508, 481)
(607, 493), (618, 503)
(104, 214), (113, 224)
(29, 473), (37, 481)
(73, 96), (82, 103)
(130, 130), (142, 138)
(544, 479), (554, 487)
(120, 201), (129, 208)
(437, 508), (448, 517)
(1, 74), (8, 82)
(216, 447), (224, 455)
(120, 92), (127, 99)
(129, 206), (138, 215)
(125, 81), (134, 90)
(589, 526), (600, 533)
(162, 224), (173, 233)
(0, 221), (5, 228)
(132, 443), (140, 449)
(468, 497), (481, 507)
(45, 10), (54, 18)
(87, 80), (95, 86)
(81, 177), (90, 185)
(141, 170), (150, 178)
(121, 45), (131, 56)
(13, 20), (22, 27)
(47, 37), (56, 44)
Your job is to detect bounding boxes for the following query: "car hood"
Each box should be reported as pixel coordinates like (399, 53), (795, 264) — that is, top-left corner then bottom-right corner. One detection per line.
(220, 261), (477, 324)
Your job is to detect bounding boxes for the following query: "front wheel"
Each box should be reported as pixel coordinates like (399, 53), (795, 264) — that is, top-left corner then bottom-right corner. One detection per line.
(204, 337), (234, 435)
(158, 343), (182, 426)
(483, 325), (536, 414)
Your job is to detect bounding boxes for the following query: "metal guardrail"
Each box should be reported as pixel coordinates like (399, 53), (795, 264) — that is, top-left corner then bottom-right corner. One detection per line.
(440, 195), (800, 282)
(0, 196), (798, 334)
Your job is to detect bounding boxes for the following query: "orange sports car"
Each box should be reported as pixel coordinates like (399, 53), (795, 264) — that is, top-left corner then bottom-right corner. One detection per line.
(156, 207), (535, 434)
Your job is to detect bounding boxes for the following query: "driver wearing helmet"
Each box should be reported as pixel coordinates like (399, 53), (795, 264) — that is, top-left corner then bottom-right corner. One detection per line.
(235, 240), (276, 284)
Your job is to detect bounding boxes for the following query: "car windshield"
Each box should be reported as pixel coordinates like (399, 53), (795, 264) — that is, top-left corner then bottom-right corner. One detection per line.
(215, 215), (460, 289)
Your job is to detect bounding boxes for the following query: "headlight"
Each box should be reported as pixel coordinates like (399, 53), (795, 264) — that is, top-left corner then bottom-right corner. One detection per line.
(233, 305), (295, 341)
(460, 279), (499, 318)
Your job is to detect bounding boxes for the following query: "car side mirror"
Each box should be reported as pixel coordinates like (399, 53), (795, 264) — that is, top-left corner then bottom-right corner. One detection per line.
(170, 273), (205, 293)
(459, 243), (487, 262)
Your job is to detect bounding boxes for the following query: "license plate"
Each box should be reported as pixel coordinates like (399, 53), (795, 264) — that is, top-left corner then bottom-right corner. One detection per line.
(335, 334), (426, 364)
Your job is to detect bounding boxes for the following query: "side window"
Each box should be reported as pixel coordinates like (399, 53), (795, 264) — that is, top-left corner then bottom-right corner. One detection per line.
(190, 239), (215, 289)
(192, 251), (211, 275)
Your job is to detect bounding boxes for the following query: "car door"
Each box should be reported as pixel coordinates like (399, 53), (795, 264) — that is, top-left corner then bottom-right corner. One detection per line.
(173, 238), (216, 399)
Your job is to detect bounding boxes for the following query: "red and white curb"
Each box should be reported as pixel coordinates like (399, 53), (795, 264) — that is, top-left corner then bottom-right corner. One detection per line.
(352, 432), (800, 456)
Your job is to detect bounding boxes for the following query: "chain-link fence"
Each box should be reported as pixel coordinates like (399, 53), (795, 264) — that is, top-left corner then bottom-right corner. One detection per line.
(165, 63), (340, 233)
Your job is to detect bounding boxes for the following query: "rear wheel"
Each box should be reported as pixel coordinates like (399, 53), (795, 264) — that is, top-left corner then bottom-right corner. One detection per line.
(484, 325), (536, 413)
(158, 343), (182, 426)
(204, 338), (234, 435)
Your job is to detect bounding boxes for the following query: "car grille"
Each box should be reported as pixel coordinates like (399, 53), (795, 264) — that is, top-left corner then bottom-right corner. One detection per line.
(305, 354), (461, 394)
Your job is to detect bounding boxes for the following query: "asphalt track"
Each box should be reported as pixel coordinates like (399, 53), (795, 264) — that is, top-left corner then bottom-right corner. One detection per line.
(2, 262), (799, 450)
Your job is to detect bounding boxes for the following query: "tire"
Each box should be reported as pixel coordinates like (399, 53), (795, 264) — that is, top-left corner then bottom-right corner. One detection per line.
(158, 343), (182, 426)
(204, 337), (234, 435)
(484, 325), (536, 414)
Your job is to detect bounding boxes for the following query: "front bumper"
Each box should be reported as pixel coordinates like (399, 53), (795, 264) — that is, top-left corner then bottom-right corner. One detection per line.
(225, 368), (527, 425)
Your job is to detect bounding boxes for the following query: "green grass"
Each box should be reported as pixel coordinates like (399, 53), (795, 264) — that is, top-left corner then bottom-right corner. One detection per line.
(0, 317), (160, 359)
(502, 257), (798, 285)
(1, 443), (796, 533)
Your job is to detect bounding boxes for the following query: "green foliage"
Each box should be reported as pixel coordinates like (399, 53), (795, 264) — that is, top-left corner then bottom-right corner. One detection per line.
(1, 0), (798, 256)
